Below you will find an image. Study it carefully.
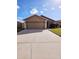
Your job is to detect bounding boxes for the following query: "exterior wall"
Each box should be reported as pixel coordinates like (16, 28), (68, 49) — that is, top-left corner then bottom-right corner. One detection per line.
(23, 22), (27, 29)
(25, 15), (47, 29)
(45, 20), (47, 29)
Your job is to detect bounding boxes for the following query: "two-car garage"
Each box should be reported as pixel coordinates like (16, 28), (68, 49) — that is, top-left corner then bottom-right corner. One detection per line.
(24, 15), (47, 29)
(26, 22), (45, 29)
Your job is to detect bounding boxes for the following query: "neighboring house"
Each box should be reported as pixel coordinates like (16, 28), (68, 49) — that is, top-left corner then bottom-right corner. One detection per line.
(17, 20), (24, 32)
(53, 20), (61, 28)
(17, 15), (61, 30)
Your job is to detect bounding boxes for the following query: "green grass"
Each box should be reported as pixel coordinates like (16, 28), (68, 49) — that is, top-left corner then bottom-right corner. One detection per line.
(51, 28), (61, 36)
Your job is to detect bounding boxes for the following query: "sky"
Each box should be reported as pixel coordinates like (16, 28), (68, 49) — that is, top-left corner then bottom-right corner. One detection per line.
(17, 0), (61, 21)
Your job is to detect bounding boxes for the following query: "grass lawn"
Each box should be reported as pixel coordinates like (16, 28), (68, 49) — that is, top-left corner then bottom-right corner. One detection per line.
(50, 28), (61, 36)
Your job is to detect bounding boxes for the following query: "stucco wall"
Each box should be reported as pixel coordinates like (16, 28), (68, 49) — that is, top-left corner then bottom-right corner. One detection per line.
(25, 15), (46, 29)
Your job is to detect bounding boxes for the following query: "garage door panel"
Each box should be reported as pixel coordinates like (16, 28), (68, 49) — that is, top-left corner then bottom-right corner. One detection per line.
(27, 23), (45, 29)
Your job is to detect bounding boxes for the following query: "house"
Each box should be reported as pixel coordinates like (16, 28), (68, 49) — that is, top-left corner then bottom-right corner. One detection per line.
(17, 15), (61, 30)
(17, 20), (25, 32)
(23, 15), (60, 29)
(55, 20), (61, 28)
(23, 15), (48, 29)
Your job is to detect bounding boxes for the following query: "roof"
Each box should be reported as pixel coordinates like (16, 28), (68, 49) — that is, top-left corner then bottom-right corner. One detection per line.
(56, 20), (61, 22)
(17, 20), (25, 23)
(24, 15), (45, 21)
(41, 15), (55, 21)
(23, 15), (55, 21)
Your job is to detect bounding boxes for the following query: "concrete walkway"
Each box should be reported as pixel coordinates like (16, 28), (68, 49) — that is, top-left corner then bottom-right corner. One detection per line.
(17, 29), (61, 59)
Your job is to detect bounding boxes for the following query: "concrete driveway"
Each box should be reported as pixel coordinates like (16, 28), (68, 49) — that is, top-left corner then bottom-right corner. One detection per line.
(17, 29), (61, 59)
(17, 29), (60, 43)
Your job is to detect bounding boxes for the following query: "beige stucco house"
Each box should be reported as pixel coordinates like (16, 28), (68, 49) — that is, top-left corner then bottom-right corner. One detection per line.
(17, 15), (61, 30)
(23, 15), (47, 29)
(23, 15), (56, 29)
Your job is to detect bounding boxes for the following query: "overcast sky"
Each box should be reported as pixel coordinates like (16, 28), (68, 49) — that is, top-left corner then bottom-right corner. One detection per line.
(17, 0), (61, 20)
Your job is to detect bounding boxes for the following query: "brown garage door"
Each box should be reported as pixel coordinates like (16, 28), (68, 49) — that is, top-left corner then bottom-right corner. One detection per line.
(27, 22), (45, 29)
